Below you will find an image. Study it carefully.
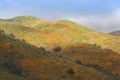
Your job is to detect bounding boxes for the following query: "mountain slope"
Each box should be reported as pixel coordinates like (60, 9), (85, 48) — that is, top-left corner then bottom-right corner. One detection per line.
(52, 43), (120, 79)
(110, 30), (120, 36)
(0, 16), (120, 54)
(0, 31), (119, 80)
(0, 16), (45, 28)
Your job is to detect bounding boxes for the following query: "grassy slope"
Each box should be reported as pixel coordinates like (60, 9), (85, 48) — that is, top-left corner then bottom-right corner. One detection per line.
(57, 20), (120, 53)
(0, 32), (118, 80)
(0, 16), (45, 28)
(0, 17), (120, 54)
(53, 43), (120, 79)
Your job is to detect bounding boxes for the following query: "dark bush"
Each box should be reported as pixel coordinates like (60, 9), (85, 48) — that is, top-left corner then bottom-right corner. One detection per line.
(39, 47), (46, 51)
(93, 44), (97, 47)
(54, 47), (62, 52)
(21, 39), (26, 42)
(92, 44), (101, 48)
(10, 34), (15, 38)
(0, 30), (4, 34)
(76, 60), (82, 64)
(67, 68), (75, 75)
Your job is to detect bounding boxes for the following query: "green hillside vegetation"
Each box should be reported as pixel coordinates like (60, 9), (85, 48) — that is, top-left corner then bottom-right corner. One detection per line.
(57, 20), (96, 32)
(0, 16), (120, 54)
(0, 30), (119, 80)
(0, 16), (45, 28)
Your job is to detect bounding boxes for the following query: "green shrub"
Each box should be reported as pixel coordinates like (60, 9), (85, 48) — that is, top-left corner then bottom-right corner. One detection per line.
(92, 44), (101, 48)
(10, 34), (15, 38)
(0, 30), (4, 34)
(67, 68), (75, 75)
(76, 60), (82, 64)
(54, 47), (62, 52)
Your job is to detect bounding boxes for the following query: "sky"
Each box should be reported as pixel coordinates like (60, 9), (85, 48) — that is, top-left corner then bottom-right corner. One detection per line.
(0, 0), (120, 32)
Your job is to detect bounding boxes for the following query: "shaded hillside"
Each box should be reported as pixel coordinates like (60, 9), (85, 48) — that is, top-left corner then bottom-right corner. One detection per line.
(0, 31), (119, 80)
(52, 43), (120, 79)
(110, 30), (120, 36)
(0, 16), (120, 54)
(0, 68), (32, 80)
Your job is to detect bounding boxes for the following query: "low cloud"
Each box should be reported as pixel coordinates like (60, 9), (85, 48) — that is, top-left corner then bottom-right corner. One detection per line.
(64, 9), (120, 32)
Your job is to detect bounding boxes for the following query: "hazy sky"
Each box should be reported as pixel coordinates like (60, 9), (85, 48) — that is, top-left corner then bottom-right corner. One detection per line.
(0, 0), (120, 32)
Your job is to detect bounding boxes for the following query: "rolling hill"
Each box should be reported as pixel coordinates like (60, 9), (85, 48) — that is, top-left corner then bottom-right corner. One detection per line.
(0, 16), (44, 28)
(0, 30), (120, 80)
(110, 30), (120, 36)
(0, 16), (120, 54)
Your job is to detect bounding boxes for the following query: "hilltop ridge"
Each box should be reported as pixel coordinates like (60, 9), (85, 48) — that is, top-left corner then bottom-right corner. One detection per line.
(0, 16), (44, 28)
(0, 16), (120, 54)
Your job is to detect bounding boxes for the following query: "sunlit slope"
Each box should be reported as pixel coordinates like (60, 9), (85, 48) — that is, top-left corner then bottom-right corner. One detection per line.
(57, 20), (120, 53)
(0, 16), (48, 28)
(0, 16), (120, 54)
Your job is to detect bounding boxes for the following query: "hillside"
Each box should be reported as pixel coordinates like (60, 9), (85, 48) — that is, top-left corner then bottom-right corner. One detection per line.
(110, 30), (120, 36)
(0, 16), (46, 28)
(0, 16), (120, 54)
(0, 30), (120, 80)
(52, 43), (120, 79)
(0, 68), (31, 80)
